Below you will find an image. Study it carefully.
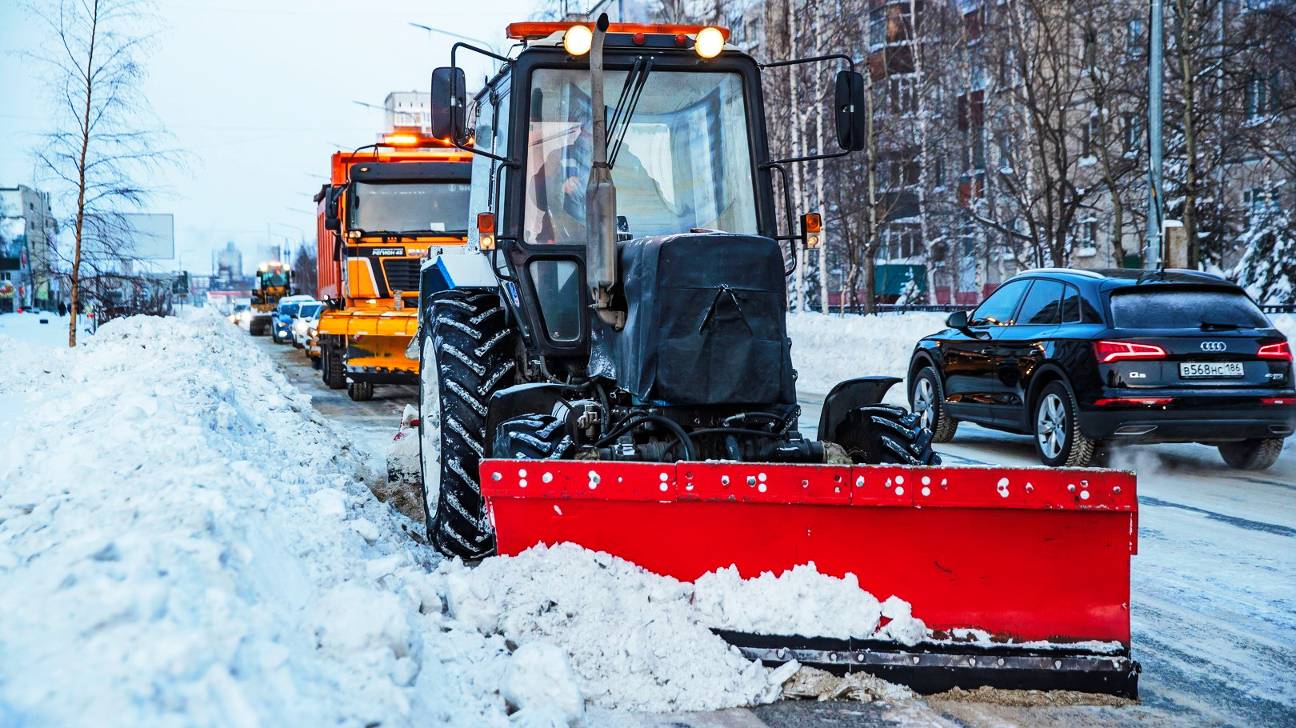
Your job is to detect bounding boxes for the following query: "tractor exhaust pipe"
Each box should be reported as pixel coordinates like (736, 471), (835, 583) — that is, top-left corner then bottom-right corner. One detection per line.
(585, 13), (624, 329)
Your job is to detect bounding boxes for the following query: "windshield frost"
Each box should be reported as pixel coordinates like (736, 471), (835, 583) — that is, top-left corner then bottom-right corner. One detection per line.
(524, 69), (757, 244)
(351, 182), (470, 235)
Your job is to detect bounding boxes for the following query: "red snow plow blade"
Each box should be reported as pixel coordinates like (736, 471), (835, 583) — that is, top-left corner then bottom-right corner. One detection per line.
(482, 460), (1139, 697)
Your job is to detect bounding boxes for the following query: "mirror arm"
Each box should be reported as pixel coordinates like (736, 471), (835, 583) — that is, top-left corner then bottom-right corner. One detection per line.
(760, 162), (798, 275)
(449, 42), (519, 168)
(767, 148), (851, 167)
(760, 53), (856, 74)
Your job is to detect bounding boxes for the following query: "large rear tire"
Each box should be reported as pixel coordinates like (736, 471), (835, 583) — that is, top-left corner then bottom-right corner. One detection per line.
(1217, 438), (1283, 470)
(418, 290), (516, 560)
(321, 341), (346, 390)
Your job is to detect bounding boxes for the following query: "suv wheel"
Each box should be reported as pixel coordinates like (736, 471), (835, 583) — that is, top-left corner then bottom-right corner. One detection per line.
(1033, 381), (1096, 467)
(910, 367), (958, 443)
(1217, 438), (1284, 470)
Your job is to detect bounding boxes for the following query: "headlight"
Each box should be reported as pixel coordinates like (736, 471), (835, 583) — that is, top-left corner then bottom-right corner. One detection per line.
(694, 26), (724, 59)
(563, 24), (593, 56)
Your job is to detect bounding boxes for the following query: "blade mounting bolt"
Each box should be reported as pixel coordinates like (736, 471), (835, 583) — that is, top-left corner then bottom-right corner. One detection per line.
(1054, 659), (1063, 669)
(997, 658), (1005, 666)
(746, 475), (757, 486)
(491, 472), (502, 482)
(855, 653), (865, 663)
(721, 475), (730, 486)
(855, 476), (865, 488)
(1067, 484), (1077, 492)
(1113, 486), (1121, 494)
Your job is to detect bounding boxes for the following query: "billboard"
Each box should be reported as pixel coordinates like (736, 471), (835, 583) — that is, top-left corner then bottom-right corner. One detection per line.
(121, 213), (175, 260)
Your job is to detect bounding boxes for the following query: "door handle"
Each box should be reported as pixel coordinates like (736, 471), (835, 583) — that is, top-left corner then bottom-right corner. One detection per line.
(977, 347), (994, 355)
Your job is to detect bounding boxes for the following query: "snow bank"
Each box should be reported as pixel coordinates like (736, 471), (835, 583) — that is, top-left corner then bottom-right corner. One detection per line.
(786, 312), (946, 396)
(0, 314), (514, 726)
(7, 313), (921, 725)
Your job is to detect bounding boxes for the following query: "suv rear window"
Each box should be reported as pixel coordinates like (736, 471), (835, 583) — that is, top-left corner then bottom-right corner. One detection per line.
(1109, 289), (1271, 329)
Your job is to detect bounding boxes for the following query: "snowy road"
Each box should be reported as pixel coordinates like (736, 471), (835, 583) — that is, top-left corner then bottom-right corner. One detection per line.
(798, 391), (1296, 727)
(252, 331), (1294, 727)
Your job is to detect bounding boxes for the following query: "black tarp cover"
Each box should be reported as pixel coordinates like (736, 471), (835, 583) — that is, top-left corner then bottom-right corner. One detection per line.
(589, 232), (795, 405)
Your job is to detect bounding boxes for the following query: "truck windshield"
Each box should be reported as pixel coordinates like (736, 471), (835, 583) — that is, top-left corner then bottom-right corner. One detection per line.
(524, 69), (757, 244)
(351, 182), (470, 235)
(261, 272), (288, 288)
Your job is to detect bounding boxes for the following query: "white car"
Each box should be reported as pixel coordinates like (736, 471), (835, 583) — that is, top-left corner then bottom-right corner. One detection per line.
(292, 302), (323, 350)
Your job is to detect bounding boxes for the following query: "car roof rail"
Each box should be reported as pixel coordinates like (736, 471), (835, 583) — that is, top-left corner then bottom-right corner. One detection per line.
(1010, 267), (1106, 280)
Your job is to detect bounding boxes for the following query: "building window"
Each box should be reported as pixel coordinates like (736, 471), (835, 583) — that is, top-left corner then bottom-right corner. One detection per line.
(1244, 188), (1278, 225)
(1126, 18), (1145, 53)
(933, 154), (945, 187)
(1122, 114), (1143, 154)
(869, 7), (886, 47)
(889, 76), (917, 114)
(1082, 114), (1099, 157)
(882, 224), (922, 260)
(1075, 219), (1097, 256)
(1245, 73), (1274, 120)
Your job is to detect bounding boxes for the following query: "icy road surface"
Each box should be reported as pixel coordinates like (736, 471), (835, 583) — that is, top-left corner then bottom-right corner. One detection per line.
(253, 325), (1295, 727)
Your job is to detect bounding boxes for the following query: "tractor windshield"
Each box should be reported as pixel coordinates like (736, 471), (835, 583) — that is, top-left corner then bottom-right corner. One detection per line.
(260, 271), (288, 288)
(350, 181), (471, 235)
(523, 69), (757, 245)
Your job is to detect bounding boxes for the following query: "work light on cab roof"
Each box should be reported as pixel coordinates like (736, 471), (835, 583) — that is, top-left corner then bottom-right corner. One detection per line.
(378, 126), (452, 149)
(510, 21), (730, 59)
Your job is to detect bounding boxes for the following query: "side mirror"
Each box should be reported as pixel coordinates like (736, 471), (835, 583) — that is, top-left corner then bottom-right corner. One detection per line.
(834, 70), (867, 152)
(430, 66), (467, 142)
(946, 310), (969, 330)
(324, 186), (341, 232)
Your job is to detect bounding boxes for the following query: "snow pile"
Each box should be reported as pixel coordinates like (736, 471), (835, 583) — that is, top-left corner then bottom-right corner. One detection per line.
(443, 544), (781, 712)
(1271, 313), (1296, 343)
(694, 563), (882, 639)
(444, 545), (929, 711)
(0, 314), (515, 726)
(786, 312), (946, 396)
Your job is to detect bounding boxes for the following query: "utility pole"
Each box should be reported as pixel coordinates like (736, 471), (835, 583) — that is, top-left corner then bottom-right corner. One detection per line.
(1145, 0), (1164, 270)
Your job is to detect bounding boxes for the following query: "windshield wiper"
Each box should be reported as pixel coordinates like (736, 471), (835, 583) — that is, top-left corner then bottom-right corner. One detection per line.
(1200, 319), (1242, 331)
(606, 57), (654, 168)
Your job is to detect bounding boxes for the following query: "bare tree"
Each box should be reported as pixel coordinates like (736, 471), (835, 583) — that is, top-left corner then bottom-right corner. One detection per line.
(30, 0), (175, 346)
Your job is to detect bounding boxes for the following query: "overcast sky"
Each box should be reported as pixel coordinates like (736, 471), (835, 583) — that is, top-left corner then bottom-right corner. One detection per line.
(0, 0), (538, 276)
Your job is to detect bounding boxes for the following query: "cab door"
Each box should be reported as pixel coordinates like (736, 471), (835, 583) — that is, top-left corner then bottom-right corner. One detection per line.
(988, 278), (1064, 430)
(942, 279), (1030, 422)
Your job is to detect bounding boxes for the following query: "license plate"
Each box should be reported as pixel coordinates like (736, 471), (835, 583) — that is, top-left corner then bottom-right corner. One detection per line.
(1179, 361), (1244, 378)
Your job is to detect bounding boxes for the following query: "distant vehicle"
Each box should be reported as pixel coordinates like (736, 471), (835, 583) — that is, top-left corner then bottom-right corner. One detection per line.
(908, 268), (1294, 469)
(228, 303), (250, 325)
(292, 302), (323, 349)
(249, 262), (295, 336)
(271, 295), (316, 344)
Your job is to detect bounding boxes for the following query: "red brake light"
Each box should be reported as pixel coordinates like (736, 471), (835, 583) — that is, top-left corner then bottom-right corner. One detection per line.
(1261, 397), (1294, 406)
(1257, 342), (1292, 361)
(1094, 397), (1174, 407)
(1094, 340), (1167, 363)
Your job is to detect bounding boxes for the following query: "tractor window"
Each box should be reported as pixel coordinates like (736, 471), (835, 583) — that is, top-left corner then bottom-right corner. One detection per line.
(350, 182), (470, 235)
(469, 83), (510, 249)
(529, 260), (581, 340)
(523, 69), (757, 245)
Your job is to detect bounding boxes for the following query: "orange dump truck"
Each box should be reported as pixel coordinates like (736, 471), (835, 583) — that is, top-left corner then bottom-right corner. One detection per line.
(314, 131), (472, 400)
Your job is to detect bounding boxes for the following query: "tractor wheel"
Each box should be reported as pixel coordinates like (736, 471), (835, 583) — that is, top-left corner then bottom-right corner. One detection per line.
(347, 380), (374, 401)
(493, 414), (574, 460)
(417, 290), (517, 560)
(321, 341), (346, 390)
(1218, 438), (1284, 470)
(909, 367), (958, 443)
(836, 404), (941, 465)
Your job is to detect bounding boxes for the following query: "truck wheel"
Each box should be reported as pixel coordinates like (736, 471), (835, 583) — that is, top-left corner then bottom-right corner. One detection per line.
(1033, 381), (1095, 467)
(418, 290), (516, 560)
(321, 342), (346, 389)
(910, 367), (958, 443)
(1217, 438), (1284, 470)
(347, 380), (374, 401)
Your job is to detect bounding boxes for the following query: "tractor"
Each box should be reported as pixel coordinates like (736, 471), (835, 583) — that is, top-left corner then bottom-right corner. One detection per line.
(413, 17), (1141, 698)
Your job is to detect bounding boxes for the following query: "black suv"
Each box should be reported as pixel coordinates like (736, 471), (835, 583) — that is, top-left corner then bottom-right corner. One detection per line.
(907, 269), (1294, 469)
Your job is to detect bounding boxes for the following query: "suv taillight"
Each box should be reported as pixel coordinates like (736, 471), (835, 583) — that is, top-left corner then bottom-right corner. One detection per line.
(1258, 341), (1292, 361)
(1094, 340), (1167, 363)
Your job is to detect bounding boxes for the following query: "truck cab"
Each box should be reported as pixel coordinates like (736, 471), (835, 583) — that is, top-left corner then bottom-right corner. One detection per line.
(314, 131), (473, 400)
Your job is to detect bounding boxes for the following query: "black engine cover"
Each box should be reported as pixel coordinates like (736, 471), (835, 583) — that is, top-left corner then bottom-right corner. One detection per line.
(589, 233), (795, 406)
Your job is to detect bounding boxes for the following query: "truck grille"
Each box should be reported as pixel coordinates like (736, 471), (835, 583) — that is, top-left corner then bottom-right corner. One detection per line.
(382, 259), (420, 294)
